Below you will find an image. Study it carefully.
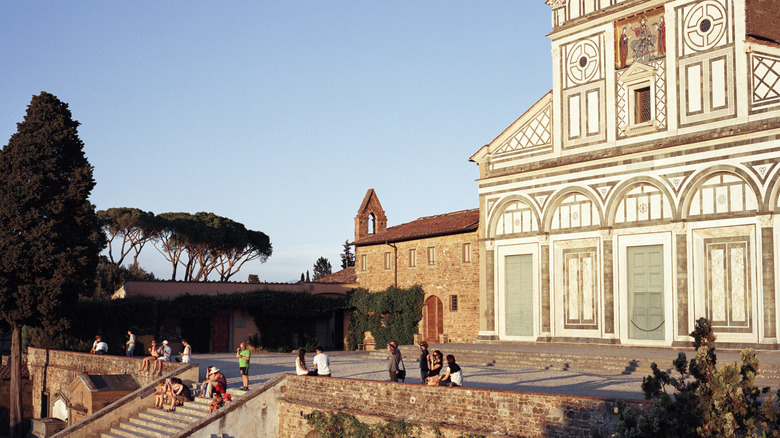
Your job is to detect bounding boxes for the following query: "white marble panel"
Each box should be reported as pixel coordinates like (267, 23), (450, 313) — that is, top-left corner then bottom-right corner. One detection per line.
(687, 64), (703, 113)
(710, 247), (726, 322)
(730, 246), (746, 323)
(583, 256), (594, 321)
(569, 95), (581, 138)
(712, 58), (726, 108)
(587, 90), (600, 135)
(568, 256), (579, 320)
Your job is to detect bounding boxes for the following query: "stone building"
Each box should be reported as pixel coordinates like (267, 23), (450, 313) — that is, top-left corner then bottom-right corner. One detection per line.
(353, 189), (480, 343)
(470, 0), (780, 347)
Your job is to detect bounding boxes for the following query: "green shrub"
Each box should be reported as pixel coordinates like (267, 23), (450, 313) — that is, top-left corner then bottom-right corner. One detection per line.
(615, 318), (780, 437)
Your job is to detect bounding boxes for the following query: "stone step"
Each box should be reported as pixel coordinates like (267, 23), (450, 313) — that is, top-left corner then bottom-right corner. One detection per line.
(108, 426), (156, 438)
(382, 347), (780, 379)
(101, 433), (128, 438)
(120, 421), (170, 438)
(138, 411), (195, 428)
(128, 417), (183, 434)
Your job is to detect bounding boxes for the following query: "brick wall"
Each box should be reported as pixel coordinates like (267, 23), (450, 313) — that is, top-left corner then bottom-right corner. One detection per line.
(278, 375), (649, 437)
(355, 232), (479, 343)
(27, 348), (190, 419)
(746, 0), (780, 43)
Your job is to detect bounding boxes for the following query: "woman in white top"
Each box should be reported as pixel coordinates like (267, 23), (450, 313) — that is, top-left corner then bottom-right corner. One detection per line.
(295, 349), (310, 375)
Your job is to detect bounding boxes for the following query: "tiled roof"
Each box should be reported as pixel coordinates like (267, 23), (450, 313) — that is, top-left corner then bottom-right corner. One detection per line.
(84, 374), (140, 392)
(354, 209), (479, 246)
(315, 267), (357, 284)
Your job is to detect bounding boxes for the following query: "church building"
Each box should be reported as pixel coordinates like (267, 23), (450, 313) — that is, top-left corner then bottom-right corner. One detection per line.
(352, 189), (480, 343)
(470, 0), (780, 347)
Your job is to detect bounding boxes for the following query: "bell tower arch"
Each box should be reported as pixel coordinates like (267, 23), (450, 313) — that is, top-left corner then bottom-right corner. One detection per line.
(355, 188), (387, 241)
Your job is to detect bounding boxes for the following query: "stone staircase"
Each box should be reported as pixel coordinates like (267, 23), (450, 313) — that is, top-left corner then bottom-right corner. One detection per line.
(100, 388), (244, 438)
(373, 345), (780, 382)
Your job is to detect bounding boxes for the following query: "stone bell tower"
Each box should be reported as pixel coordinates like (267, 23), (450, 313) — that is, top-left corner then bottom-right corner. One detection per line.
(354, 188), (387, 241)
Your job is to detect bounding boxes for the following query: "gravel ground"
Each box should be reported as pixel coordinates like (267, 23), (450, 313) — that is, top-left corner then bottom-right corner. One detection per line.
(191, 350), (649, 400)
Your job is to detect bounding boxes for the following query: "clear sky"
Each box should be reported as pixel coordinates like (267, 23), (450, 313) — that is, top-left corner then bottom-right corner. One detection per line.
(0, 1), (552, 283)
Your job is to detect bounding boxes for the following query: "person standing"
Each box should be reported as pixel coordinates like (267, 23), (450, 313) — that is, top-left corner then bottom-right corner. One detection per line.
(387, 341), (402, 382)
(125, 330), (136, 357)
(236, 342), (251, 390)
(180, 338), (191, 363)
(313, 346), (331, 377)
(418, 341), (430, 384)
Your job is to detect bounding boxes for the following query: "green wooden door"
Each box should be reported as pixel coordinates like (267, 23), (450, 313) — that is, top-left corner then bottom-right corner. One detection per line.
(505, 254), (534, 337)
(628, 245), (665, 340)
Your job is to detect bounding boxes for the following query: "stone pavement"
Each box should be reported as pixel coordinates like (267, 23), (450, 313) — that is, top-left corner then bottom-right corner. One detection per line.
(188, 342), (780, 401)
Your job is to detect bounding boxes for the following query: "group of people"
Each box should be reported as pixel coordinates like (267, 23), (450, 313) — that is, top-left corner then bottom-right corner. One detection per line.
(139, 339), (192, 375)
(295, 346), (331, 377)
(414, 341), (462, 387)
(151, 377), (193, 412)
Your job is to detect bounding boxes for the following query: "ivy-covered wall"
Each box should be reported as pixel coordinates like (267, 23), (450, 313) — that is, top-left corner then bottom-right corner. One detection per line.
(345, 285), (425, 350)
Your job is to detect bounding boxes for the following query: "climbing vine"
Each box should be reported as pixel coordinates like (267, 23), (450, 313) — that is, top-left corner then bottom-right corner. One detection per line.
(345, 285), (425, 350)
(304, 410), (485, 438)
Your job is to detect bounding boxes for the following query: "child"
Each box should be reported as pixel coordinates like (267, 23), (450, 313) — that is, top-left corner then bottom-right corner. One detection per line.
(152, 379), (167, 409)
(209, 393), (224, 413)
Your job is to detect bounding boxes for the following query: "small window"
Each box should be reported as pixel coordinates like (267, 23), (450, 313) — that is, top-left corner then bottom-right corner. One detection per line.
(427, 247), (436, 265)
(462, 242), (472, 263)
(450, 295), (458, 312)
(409, 248), (417, 267)
(635, 87), (652, 123)
(383, 252), (392, 270)
(360, 254), (367, 271)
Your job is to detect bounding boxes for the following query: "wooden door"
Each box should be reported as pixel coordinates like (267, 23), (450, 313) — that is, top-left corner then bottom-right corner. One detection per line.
(424, 296), (443, 343)
(211, 313), (231, 352)
(505, 254), (534, 337)
(628, 245), (665, 340)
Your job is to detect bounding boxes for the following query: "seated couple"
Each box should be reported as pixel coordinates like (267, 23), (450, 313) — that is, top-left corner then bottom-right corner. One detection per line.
(426, 354), (462, 387)
(295, 348), (331, 377)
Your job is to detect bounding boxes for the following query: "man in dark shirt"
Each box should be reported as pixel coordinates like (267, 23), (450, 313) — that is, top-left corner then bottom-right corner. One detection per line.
(418, 341), (430, 384)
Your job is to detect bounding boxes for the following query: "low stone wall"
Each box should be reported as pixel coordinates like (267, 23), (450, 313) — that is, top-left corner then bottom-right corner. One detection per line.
(27, 348), (194, 420)
(175, 375), (286, 438)
(278, 375), (649, 437)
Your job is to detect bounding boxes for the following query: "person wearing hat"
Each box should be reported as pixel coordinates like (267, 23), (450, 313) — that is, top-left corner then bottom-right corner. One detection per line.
(153, 340), (172, 375)
(201, 366), (226, 398)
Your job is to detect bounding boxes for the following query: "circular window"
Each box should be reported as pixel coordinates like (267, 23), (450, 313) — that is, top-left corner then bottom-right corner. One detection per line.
(579, 56), (588, 67)
(699, 18), (712, 33)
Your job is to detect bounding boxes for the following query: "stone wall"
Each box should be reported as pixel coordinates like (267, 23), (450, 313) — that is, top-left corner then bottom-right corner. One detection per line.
(355, 232), (479, 343)
(277, 375), (648, 437)
(27, 348), (194, 420)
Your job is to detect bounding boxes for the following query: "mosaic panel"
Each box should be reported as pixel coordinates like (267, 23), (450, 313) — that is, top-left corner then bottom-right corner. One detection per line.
(614, 7), (666, 69)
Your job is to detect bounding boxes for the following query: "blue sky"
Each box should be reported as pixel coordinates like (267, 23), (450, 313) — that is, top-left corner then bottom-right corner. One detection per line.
(0, 1), (552, 283)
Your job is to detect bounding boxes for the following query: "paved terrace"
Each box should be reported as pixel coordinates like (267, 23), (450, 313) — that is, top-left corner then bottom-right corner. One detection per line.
(190, 342), (780, 402)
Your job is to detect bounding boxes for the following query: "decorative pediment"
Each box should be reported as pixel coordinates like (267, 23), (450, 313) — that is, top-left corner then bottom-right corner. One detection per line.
(492, 93), (553, 157)
(619, 61), (656, 84)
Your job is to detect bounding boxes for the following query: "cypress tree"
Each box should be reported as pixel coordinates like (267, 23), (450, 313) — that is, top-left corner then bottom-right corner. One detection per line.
(0, 92), (104, 436)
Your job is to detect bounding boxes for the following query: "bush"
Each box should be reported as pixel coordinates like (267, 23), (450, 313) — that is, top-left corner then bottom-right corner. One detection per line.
(615, 318), (780, 437)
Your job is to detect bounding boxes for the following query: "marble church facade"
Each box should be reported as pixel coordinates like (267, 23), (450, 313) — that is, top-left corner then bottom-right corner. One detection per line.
(470, 0), (780, 347)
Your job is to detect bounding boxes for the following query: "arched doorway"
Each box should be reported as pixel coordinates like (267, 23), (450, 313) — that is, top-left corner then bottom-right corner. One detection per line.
(423, 296), (443, 343)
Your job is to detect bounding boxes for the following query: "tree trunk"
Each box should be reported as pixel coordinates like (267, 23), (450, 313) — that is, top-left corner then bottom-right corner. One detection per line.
(10, 325), (22, 438)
